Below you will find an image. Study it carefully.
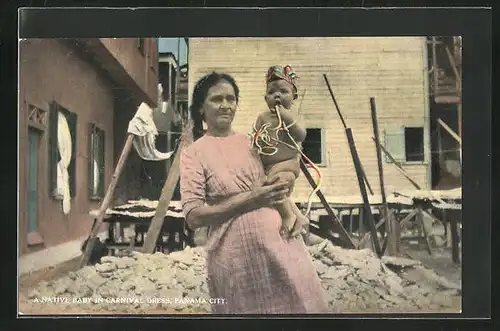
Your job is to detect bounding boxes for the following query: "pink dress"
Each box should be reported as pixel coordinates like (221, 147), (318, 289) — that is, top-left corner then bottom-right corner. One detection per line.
(180, 133), (329, 314)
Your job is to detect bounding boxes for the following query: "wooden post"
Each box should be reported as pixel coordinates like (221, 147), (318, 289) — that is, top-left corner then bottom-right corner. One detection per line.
(80, 134), (135, 268)
(142, 135), (187, 253)
(299, 160), (356, 249)
(370, 97), (397, 256)
(416, 207), (433, 256)
(346, 128), (382, 257)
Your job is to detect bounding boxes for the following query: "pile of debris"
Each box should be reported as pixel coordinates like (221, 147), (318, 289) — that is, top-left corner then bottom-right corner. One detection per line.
(22, 240), (461, 314)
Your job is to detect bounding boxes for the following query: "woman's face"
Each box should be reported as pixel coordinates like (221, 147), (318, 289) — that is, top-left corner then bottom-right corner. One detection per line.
(265, 79), (295, 110)
(201, 80), (237, 131)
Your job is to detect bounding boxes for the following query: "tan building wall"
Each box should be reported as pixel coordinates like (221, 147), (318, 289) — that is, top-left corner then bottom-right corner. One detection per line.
(188, 37), (431, 202)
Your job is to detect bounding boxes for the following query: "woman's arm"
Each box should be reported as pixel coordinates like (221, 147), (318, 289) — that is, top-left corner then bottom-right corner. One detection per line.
(186, 178), (290, 230)
(185, 191), (256, 230)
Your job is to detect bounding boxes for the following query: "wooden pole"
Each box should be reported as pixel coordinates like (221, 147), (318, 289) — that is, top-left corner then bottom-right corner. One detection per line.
(370, 97), (398, 256)
(346, 128), (382, 257)
(80, 134), (135, 267)
(142, 135), (187, 253)
(299, 160), (356, 249)
(323, 74), (374, 196)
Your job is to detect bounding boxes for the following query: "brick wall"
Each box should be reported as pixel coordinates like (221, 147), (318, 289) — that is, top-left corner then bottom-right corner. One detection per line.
(189, 37), (430, 201)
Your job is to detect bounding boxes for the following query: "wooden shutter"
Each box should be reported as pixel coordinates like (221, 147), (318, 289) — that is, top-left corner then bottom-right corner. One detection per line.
(66, 111), (77, 197)
(383, 127), (406, 163)
(98, 128), (105, 198)
(48, 102), (59, 198)
(88, 123), (95, 198)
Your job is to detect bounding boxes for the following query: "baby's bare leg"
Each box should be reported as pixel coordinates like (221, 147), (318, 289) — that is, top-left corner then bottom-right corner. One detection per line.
(266, 167), (297, 236)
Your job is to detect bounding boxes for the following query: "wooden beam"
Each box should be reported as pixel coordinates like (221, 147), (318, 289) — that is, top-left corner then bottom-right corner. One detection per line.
(372, 138), (422, 190)
(437, 118), (461, 145)
(357, 209), (393, 249)
(346, 128), (382, 257)
(370, 97), (398, 255)
(80, 134), (134, 267)
(142, 135), (187, 253)
(399, 209), (419, 230)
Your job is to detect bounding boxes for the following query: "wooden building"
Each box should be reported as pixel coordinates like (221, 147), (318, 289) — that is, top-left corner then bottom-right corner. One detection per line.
(188, 37), (433, 203)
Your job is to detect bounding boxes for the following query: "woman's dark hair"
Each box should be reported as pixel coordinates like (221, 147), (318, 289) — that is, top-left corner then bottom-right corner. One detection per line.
(190, 72), (240, 141)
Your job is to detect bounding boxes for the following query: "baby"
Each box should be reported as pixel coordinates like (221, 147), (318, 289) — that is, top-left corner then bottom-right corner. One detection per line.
(251, 65), (309, 238)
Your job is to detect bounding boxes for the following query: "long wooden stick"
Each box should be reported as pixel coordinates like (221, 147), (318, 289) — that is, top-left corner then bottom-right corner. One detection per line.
(373, 138), (422, 190)
(80, 134), (134, 267)
(346, 128), (382, 257)
(370, 97), (398, 256)
(437, 118), (461, 146)
(299, 159), (356, 249)
(142, 135), (187, 253)
(323, 74), (374, 195)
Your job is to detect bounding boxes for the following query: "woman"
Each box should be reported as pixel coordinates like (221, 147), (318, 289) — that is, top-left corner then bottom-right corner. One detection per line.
(179, 72), (329, 314)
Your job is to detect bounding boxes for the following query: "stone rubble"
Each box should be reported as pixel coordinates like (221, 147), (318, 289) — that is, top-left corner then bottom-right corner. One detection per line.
(22, 240), (461, 314)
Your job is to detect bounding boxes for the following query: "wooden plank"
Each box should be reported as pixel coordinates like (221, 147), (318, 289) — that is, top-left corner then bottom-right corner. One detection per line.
(299, 160), (356, 249)
(79, 134), (134, 268)
(374, 138), (422, 190)
(142, 135), (187, 253)
(346, 128), (382, 257)
(370, 97), (397, 256)
(437, 118), (461, 145)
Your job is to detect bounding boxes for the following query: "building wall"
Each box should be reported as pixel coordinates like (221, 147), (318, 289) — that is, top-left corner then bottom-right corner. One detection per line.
(19, 39), (115, 255)
(100, 38), (158, 104)
(189, 37), (430, 201)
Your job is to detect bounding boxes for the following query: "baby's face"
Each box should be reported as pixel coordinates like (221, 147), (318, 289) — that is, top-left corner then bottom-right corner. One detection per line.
(265, 79), (295, 110)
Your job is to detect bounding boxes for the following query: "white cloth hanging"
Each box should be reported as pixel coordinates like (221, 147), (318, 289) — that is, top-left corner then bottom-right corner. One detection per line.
(56, 112), (72, 214)
(127, 102), (174, 161)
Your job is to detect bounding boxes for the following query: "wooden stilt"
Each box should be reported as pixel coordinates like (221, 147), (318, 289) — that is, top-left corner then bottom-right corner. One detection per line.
(416, 207), (433, 256)
(80, 134), (135, 268)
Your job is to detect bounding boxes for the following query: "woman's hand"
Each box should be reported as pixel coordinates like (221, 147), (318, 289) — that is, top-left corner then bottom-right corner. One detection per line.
(250, 176), (290, 209)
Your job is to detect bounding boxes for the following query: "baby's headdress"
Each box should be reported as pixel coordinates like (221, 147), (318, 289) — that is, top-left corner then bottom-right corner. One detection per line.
(266, 65), (299, 91)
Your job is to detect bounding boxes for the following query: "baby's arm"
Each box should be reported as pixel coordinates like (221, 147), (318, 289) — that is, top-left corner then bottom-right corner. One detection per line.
(278, 110), (307, 143)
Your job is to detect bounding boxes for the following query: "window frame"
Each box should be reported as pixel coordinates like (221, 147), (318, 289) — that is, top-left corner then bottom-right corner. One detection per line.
(301, 128), (326, 167)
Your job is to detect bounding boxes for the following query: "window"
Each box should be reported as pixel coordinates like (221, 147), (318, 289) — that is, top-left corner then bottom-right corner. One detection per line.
(405, 127), (424, 162)
(137, 38), (145, 55)
(49, 102), (77, 199)
(301, 128), (324, 165)
(383, 126), (425, 163)
(88, 124), (105, 200)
